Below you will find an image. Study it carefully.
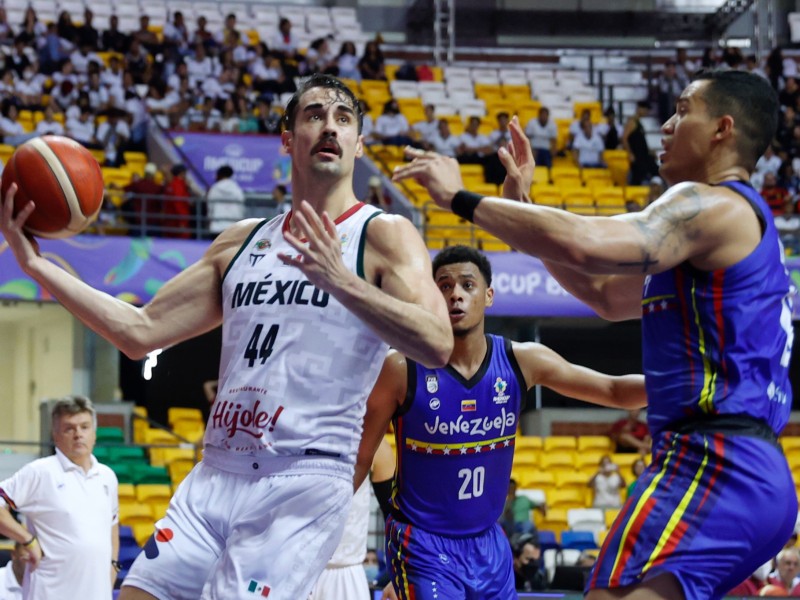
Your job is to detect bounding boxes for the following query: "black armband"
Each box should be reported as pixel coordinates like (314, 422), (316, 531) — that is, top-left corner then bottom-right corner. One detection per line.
(451, 190), (484, 223)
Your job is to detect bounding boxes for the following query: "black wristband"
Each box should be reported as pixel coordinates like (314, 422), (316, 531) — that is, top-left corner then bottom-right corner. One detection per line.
(451, 190), (484, 223)
(111, 559), (122, 572)
(22, 534), (36, 547)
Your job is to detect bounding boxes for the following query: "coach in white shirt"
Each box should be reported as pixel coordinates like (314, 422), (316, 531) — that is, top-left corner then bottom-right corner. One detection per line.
(0, 396), (119, 600)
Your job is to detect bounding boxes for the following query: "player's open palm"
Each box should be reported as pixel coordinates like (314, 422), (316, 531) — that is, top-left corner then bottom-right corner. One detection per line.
(500, 116), (535, 203)
(392, 148), (464, 210)
(279, 200), (353, 294)
(0, 182), (41, 270)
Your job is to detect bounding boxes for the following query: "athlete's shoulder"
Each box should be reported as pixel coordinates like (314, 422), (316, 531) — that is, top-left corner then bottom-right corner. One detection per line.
(364, 213), (424, 252)
(209, 218), (271, 272)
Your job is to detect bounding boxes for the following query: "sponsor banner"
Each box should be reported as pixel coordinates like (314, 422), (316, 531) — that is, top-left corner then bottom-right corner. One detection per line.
(167, 132), (291, 192)
(0, 234), (798, 319)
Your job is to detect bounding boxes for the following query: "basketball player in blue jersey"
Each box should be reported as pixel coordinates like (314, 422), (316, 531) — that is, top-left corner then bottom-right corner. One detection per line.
(394, 69), (796, 600)
(355, 245), (647, 599)
(0, 74), (453, 600)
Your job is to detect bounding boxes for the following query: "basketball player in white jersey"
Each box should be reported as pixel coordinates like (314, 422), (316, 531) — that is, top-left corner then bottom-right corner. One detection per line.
(309, 438), (394, 600)
(0, 73), (452, 600)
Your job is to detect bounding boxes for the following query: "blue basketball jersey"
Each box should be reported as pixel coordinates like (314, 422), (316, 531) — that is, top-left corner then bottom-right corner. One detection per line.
(391, 335), (527, 537)
(641, 180), (795, 436)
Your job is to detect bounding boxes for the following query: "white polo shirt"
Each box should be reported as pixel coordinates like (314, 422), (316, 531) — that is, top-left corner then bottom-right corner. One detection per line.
(0, 564), (21, 600)
(0, 450), (118, 600)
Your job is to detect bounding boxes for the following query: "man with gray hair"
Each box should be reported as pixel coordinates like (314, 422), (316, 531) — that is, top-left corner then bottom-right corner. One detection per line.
(0, 396), (119, 600)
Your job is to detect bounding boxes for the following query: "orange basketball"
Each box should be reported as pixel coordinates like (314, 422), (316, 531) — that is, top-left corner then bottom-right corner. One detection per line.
(1, 135), (105, 239)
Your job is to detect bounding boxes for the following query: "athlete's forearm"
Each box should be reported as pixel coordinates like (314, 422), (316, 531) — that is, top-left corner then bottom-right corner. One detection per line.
(329, 275), (452, 368)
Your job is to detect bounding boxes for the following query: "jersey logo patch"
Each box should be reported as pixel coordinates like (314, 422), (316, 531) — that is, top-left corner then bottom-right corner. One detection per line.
(247, 579), (271, 597)
(429, 398), (440, 410)
(249, 254), (265, 267)
(493, 377), (510, 404)
(461, 399), (476, 412)
(426, 375), (438, 393)
(254, 239), (271, 250)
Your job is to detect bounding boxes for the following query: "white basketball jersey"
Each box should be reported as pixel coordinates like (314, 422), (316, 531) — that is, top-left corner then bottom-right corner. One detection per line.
(327, 479), (370, 567)
(207, 203), (388, 465)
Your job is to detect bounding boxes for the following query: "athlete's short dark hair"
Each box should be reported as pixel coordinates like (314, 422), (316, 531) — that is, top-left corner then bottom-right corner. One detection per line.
(282, 73), (362, 133)
(692, 69), (778, 171)
(432, 245), (492, 286)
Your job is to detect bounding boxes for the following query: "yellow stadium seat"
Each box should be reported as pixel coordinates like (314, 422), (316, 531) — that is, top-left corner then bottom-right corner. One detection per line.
(513, 448), (539, 468)
(543, 436), (578, 451)
(547, 488), (587, 509)
(595, 188), (627, 216)
(519, 470), (556, 490)
(167, 408), (203, 427)
(624, 185), (651, 209)
(118, 483), (136, 502)
(119, 502), (153, 526)
(174, 421), (204, 444)
(574, 101), (602, 122)
(563, 189), (596, 216)
(782, 437), (800, 453)
(148, 499), (170, 521)
(136, 484), (172, 503)
(611, 453), (642, 470)
(532, 165), (550, 185)
(132, 523), (155, 546)
(516, 436), (543, 450)
(480, 239), (512, 252)
(168, 459), (195, 486)
(540, 451), (576, 470)
(577, 436), (613, 452)
(604, 508), (621, 528)
(575, 451), (608, 471)
(555, 470), (588, 490)
(474, 83), (502, 99)
(384, 63), (399, 81)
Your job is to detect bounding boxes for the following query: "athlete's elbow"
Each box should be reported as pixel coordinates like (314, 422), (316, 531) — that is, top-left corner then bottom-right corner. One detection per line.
(421, 335), (454, 369)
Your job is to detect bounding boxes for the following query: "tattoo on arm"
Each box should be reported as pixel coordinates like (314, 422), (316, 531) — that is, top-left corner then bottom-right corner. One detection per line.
(618, 185), (704, 272)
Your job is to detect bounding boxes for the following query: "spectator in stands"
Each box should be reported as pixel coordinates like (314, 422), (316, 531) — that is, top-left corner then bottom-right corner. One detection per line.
(0, 8), (12, 47)
(56, 10), (76, 46)
(501, 478), (546, 539)
(125, 38), (150, 85)
(781, 77), (800, 109)
(206, 165), (245, 236)
(776, 196), (800, 255)
(100, 14), (128, 53)
(489, 111), (513, 151)
(17, 7), (44, 48)
(75, 8), (98, 50)
(626, 458), (646, 499)
(66, 107), (99, 148)
(273, 184), (290, 214)
(776, 106), (798, 152)
(657, 60), (688, 125)
(122, 163), (163, 237)
(7, 36), (30, 79)
(192, 15), (216, 52)
(596, 106), (622, 150)
(133, 15), (160, 57)
(727, 562), (771, 596)
(215, 13), (239, 50)
(337, 41), (360, 81)
(162, 11), (189, 66)
(571, 119), (605, 168)
(567, 108), (592, 150)
(162, 163), (193, 238)
(39, 22), (72, 75)
(306, 37), (337, 75)
(0, 396), (120, 600)
(14, 65), (43, 110)
(0, 100), (36, 147)
(373, 98), (414, 146)
(271, 18), (301, 77)
(609, 409), (651, 454)
(430, 118), (461, 157)
(412, 103), (439, 149)
(622, 100), (658, 185)
(588, 455), (625, 509)
(675, 48), (698, 79)
(364, 175), (391, 210)
(762, 171), (791, 217)
(0, 542), (23, 600)
(700, 47), (722, 70)
(218, 98), (240, 133)
(34, 105), (65, 136)
(70, 41), (101, 76)
(753, 144), (783, 190)
(358, 40), (386, 81)
(778, 160), (800, 201)
(513, 534), (547, 592)
(766, 548), (800, 594)
(255, 96), (281, 134)
(646, 175), (665, 205)
(745, 54), (768, 80)
(457, 115), (494, 164)
(359, 99), (374, 143)
(526, 106), (557, 168)
(96, 107), (130, 167)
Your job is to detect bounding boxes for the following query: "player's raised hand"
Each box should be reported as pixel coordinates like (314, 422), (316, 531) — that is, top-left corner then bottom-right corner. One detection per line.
(278, 200), (353, 293)
(499, 115), (535, 203)
(0, 182), (41, 269)
(392, 147), (463, 210)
